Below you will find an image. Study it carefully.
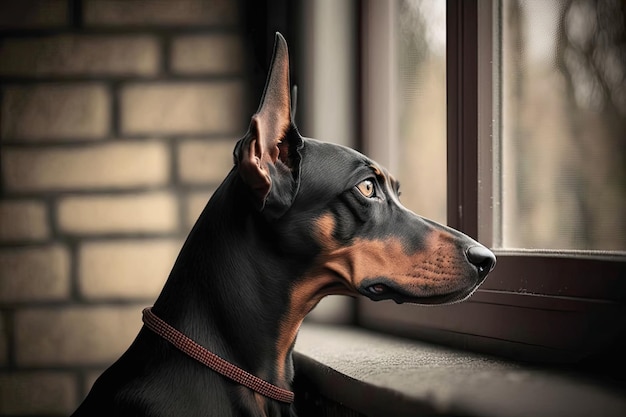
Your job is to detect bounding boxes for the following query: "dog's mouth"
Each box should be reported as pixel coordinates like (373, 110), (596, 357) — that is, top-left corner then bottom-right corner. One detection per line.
(359, 278), (483, 306)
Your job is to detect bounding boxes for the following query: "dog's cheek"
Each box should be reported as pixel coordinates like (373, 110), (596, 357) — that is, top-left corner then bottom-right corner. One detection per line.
(270, 216), (322, 264)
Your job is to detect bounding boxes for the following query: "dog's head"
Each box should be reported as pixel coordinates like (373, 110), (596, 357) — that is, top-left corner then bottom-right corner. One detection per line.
(234, 33), (495, 306)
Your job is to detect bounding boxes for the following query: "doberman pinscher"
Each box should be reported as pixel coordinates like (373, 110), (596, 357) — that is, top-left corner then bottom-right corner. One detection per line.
(71, 33), (495, 417)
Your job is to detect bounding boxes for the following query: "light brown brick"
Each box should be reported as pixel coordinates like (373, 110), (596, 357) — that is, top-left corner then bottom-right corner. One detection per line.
(171, 34), (243, 74)
(0, 245), (70, 302)
(185, 190), (214, 229)
(0, 35), (159, 77)
(0, 0), (68, 30)
(120, 81), (245, 135)
(1, 83), (109, 141)
(178, 139), (235, 184)
(15, 305), (143, 366)
(84, 0), (237, 27)
(57, 192), (178, 235)
(0, 372), (76, 415)
(79, 239), (180, 299)
(0, 200), (49, 242)
(2, 142), (169, 191)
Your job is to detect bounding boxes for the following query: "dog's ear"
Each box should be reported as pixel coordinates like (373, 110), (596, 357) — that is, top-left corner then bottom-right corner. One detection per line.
(234, 32), (303, 219)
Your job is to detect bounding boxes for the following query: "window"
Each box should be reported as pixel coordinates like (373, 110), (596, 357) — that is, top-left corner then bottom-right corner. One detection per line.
(362, 0), (447, 224)
(395, 0), (447, 224)
(498, 0), (626, 251)
(359, 0), (626, 362)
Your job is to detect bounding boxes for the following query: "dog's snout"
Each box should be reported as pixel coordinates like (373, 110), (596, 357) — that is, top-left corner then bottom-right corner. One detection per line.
(466, 246), (496, 278)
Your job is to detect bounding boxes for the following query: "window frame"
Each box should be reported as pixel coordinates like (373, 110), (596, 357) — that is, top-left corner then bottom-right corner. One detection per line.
(357, 0), (626, 363)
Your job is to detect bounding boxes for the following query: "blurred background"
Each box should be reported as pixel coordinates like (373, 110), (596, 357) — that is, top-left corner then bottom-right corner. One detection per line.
(498, 0), (626, 250)
(0, 0), (625, 415)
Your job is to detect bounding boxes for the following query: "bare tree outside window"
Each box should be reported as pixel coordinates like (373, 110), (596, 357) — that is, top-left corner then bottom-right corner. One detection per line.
(500, 0), (626, 251)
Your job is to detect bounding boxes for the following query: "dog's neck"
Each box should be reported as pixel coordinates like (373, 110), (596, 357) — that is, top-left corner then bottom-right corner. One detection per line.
(151, 170), (308, 395)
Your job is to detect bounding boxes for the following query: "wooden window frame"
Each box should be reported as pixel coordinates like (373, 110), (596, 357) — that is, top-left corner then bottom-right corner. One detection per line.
(358, 0), (626, 363)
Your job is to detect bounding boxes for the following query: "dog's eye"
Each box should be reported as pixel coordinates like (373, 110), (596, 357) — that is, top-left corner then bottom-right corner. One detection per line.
(356, 179), (376, 198)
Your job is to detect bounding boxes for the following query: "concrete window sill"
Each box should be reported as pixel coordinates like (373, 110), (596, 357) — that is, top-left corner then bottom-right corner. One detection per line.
(293, 324), (626, 417)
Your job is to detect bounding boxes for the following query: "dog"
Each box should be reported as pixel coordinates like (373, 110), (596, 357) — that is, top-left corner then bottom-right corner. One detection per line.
(71, 32), (495, 417)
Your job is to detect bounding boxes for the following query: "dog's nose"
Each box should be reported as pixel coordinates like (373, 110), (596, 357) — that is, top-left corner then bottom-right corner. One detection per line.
(466, 246), (496, 278)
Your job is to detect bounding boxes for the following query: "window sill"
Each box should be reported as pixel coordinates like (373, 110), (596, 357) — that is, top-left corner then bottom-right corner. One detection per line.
(293, 323), (626, 417)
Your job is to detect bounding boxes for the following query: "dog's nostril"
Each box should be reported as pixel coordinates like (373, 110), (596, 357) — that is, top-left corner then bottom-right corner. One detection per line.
(466, 246), (496, 276)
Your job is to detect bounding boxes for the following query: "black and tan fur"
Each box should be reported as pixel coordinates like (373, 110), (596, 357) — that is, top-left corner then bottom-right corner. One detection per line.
(71, 33), (495, 417)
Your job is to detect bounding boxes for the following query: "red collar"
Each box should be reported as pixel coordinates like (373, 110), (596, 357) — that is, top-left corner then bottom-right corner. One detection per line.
(141, 307), (295, 404)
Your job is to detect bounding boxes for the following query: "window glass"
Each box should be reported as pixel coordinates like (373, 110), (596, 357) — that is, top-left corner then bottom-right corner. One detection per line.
(498, 0), (626, 251)
(396, 0), (447, 224)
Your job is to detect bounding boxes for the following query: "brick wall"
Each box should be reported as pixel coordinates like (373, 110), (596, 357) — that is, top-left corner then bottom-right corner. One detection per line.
(0, 1), (250, 415)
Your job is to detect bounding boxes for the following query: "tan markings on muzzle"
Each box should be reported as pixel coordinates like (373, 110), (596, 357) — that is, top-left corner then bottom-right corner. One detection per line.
(313, 213), (472, 296)
(275, 213), (473, 384)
